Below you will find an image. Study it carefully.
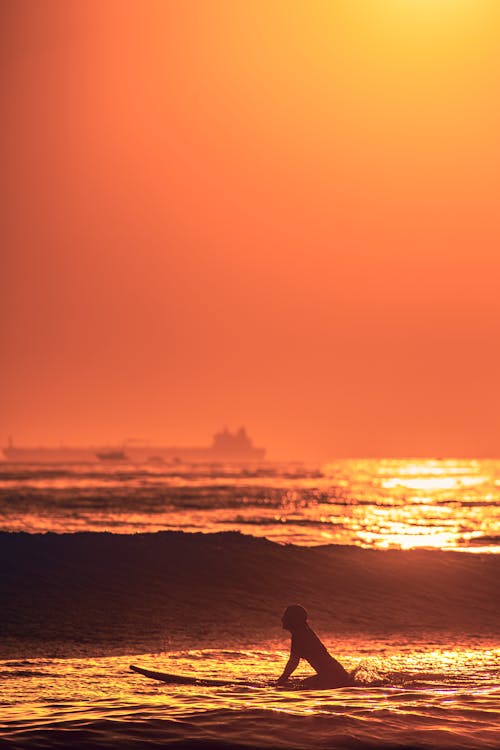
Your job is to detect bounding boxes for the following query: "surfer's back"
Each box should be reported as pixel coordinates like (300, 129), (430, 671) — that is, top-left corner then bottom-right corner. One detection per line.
(291, 624), (349, 679)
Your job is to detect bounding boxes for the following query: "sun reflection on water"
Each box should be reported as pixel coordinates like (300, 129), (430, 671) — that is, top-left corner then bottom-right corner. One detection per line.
(1, 459), (499, 551)
(1, 641), (498, 728)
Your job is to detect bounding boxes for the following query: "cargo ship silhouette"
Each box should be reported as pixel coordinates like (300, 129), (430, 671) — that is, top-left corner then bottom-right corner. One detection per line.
(2, 428), (266, 463)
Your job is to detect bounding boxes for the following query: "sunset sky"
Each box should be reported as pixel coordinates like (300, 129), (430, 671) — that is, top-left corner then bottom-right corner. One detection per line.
(2, 0), (500, 460)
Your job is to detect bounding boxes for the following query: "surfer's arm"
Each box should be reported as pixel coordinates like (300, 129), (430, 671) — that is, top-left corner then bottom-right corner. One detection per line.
(276, 653), (300, 685)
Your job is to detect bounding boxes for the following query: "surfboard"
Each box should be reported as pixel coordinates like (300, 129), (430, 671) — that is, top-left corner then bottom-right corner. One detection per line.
(130, 664), (238, 687)
(130, 665), (353, 690)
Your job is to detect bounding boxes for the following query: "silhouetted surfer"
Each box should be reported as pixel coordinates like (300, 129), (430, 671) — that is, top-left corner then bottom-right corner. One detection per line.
(277, 605), (354, 689)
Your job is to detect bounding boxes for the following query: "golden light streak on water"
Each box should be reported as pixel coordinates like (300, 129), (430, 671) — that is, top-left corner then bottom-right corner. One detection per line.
(1, 642), (499, 724)
(1, 459), (499, 551)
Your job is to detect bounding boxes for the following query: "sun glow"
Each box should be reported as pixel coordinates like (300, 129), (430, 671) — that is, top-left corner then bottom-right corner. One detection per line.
(380, 0), (481, 20)
(381, 475), (487, 491)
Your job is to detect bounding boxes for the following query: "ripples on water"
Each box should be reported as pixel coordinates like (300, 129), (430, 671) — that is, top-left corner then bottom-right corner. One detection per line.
(1, 459), (499, 551)
(1, 642), (499, 749)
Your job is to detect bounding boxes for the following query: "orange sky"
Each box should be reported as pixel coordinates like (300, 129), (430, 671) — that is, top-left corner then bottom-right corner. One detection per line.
(2, 0), (500, 460)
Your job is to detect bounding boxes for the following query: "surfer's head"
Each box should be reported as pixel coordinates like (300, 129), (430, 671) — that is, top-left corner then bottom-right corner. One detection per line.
(282, 604), (308, 631)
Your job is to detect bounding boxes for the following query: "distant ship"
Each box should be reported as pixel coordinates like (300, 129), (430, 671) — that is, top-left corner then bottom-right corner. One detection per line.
(95, 449), (129, 461)
(211, 427), (265, 461)
(143, 427), (266, 463)
(2, 428), (266, 463)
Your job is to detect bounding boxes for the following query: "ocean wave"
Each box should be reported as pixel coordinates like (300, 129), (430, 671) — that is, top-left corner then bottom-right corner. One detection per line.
(0, 464), (324, 483)
(0, 669), (51, 678)
(1, 531), (499, 659)
(3, 702), (499, 750)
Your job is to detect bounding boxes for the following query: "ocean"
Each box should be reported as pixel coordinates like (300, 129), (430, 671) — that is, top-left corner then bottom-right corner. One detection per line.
(1, 459), (499, 749)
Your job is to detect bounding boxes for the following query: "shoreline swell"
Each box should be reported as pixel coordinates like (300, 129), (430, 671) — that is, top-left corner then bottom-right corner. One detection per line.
(1, 531), (499, 658)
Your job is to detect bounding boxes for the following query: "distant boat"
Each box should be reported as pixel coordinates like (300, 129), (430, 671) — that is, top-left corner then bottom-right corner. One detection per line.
(95, 450), (128, 461)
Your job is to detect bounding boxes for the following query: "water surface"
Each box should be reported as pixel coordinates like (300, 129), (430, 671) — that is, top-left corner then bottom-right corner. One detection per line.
(1, 459), (499, 748)
(1, 459), (499, 550)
